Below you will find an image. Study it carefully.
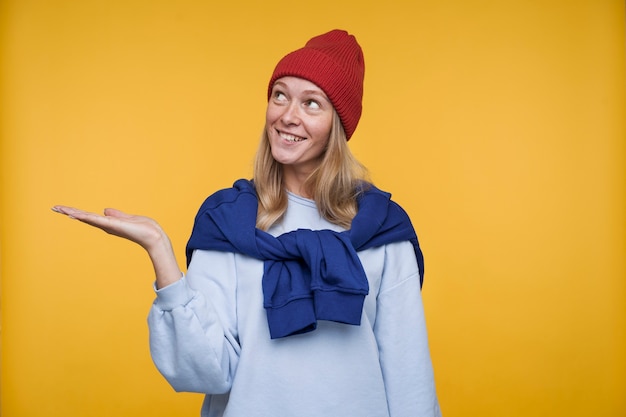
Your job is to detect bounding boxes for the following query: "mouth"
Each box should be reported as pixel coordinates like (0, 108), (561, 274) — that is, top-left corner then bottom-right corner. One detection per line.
(278, 130), (307, 143)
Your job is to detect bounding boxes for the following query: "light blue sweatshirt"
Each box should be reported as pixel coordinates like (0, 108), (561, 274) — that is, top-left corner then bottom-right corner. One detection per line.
(148, 192), (442, 417)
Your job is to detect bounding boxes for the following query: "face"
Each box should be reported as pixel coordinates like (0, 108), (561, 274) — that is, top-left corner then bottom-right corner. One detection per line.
(266, 76), (333, 179)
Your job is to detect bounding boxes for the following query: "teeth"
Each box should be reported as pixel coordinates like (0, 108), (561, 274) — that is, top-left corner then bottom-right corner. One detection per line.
(280, 132), (306, 142)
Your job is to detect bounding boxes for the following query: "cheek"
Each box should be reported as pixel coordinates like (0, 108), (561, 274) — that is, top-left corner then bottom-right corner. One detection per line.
(265, 104), (280, 125)
(265, 107), (273, 126)
(314, 118), (333, 144)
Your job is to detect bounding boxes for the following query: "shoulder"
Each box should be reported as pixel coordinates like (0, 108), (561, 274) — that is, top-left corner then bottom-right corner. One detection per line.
(380, 240), (421, 293)
(359, 183), (411, 219)
(196, 179), (257, 213)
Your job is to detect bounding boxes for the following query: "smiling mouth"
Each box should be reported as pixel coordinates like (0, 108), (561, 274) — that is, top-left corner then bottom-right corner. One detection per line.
(279, 131), (306, 142)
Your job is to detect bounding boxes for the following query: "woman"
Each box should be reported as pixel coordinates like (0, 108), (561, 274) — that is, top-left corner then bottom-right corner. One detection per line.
(54, 29), (441, 417)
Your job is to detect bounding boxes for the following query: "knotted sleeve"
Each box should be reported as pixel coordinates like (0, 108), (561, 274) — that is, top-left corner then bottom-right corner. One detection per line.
(263, 229), (370, 338)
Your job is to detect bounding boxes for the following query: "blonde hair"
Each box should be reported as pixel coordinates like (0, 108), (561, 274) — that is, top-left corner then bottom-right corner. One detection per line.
(253, 111), (370, 230)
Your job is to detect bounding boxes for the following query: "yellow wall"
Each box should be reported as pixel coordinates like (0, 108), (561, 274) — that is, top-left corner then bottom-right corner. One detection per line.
(1, 1), (624, 416)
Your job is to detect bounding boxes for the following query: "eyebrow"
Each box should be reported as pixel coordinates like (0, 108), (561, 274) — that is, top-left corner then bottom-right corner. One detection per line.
(298, 89), (330, 102)
(273, 82), (327, 97)
(302, 89), (327, 97)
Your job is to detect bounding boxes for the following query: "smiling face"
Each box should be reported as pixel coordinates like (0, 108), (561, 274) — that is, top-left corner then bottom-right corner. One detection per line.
(266, 76), (334, 192)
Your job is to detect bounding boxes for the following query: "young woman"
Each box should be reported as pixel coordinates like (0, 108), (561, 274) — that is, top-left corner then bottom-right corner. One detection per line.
(54, 29), (441, 417)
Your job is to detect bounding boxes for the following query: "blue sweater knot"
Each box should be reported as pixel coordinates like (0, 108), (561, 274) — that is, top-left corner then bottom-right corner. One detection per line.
(186, 179), (424, 339)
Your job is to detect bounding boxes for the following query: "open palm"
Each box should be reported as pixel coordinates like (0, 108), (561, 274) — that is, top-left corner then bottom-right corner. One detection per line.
(52, 206), (163, 249)
(52, 205), (182, 288)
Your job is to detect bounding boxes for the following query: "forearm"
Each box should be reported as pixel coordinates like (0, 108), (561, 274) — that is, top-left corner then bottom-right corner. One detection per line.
(149, 278), (236, 394)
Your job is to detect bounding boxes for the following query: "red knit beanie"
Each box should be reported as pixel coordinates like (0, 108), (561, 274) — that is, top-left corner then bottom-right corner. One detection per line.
(267, 29), (365, 140)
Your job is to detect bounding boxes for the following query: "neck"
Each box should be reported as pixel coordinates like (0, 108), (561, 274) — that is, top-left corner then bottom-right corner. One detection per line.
(283, 168), (313, 199)
(285, 182), (313, 199)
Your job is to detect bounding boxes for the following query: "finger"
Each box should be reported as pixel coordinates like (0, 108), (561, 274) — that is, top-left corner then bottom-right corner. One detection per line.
(103, 208), (132, 219)
(67, 210), (107, 225)
(51, 205), (75, 214)
(52, 206), (115, 231)
(51, 205), (92, 219)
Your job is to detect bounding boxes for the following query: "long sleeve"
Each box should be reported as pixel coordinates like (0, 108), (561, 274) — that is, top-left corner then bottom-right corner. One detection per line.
(374, 241), (442, 417)
(147, 249), (241, 394)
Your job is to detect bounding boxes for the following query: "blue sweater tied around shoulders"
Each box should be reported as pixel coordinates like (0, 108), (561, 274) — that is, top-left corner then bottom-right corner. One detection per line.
(186, 179), (424, 339)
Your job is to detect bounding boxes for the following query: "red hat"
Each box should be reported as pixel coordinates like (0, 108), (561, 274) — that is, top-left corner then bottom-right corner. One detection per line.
(268, 29), (365, 140)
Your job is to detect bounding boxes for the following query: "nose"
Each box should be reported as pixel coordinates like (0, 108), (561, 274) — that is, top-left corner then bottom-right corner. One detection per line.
(280, 102), (300, 126)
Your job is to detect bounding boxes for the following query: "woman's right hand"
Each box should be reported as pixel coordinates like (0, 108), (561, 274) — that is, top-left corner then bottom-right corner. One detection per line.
(52, 206), (165, 249)
(52, 205), (183, 289)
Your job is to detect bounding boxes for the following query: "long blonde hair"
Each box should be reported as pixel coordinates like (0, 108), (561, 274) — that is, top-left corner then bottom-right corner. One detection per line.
(253, 111), (370, 230)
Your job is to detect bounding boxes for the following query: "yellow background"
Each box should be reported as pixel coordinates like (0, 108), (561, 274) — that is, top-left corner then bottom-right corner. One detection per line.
(1, 1), (624, 416)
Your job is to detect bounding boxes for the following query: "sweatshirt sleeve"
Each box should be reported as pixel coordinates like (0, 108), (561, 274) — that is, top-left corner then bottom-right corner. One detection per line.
(374, 241), (442, 417)
(147, 249), (241, 394)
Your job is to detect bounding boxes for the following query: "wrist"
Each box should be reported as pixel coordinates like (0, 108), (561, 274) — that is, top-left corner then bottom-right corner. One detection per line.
(146, 235), (182, 289)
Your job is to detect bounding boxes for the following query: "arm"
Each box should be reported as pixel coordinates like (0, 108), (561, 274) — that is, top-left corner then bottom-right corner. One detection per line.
(374, 241), (442, 417)
(148, 249), (240, 394)
(53, 205), (240, 393)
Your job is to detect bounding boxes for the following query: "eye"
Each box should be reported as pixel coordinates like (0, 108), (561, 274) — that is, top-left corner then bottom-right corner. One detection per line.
(273, 91), (287, 102)
(305, 99), (320, 109)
